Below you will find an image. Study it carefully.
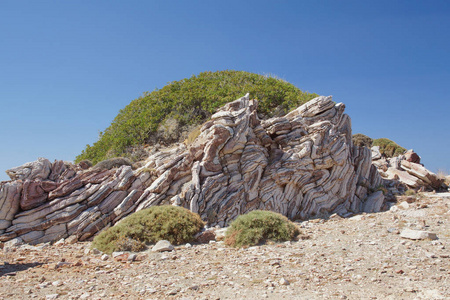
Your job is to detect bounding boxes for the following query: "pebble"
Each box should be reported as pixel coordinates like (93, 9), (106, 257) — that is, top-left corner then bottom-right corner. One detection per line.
(112, 251), (125, 258)
(91, 248), (101, 255)
(167, 288), (180, 295)
(127, 253), (137, 261)
(52, 281), (63, 287)
(54, 239), (65, 246)
(101, 254), (109, 261)
(279, 278), (290, 285)
(45, 294), (59, 300)
(398, 201), (410, 210)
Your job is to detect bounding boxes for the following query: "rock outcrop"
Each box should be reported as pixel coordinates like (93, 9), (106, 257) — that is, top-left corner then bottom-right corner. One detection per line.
(372, 148), (446, 192)
(0, 95), (385, 244)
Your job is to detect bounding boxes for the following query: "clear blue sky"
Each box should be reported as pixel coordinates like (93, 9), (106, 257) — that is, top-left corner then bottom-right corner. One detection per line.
(1, 1), (449, 181)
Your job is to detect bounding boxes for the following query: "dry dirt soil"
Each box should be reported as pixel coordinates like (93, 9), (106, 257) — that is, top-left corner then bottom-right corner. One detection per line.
(1, 193), (449, 300)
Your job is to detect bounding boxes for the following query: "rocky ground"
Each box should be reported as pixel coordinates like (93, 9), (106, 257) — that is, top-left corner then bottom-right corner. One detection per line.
(1, 193), (449, 300)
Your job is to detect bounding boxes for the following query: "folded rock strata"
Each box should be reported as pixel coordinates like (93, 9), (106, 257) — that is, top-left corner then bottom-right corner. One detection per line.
(0, 95), (385, 244)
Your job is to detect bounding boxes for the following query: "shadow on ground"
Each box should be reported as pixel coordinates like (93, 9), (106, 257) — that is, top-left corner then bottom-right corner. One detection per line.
(0, 262), (43, 277)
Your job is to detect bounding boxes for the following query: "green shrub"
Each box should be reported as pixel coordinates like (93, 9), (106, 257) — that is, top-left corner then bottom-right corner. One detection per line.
(75, 70), (318, 164)
(224, 210), (300, 248)
(352, 133), (373, 148)
(404, 189), (417, 196)
(91, 205), (204, 254)
(372, 138), (406, 157)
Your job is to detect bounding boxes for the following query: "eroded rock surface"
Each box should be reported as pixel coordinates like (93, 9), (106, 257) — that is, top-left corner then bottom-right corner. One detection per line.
(0, 95), (385, 244)
(372, 148), (446, 192)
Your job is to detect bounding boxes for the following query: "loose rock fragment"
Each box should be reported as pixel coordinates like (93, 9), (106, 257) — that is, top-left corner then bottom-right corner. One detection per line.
(152, 240), (174, 252)
(400, 228), (438, 240)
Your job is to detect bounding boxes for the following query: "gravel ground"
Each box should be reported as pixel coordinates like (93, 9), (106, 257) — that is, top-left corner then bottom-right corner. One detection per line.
(1, 193), (449, 300)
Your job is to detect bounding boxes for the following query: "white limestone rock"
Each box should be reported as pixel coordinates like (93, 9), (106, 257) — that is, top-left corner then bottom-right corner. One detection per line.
(152, 240), (174, 252)
(400, 228), (438, 240)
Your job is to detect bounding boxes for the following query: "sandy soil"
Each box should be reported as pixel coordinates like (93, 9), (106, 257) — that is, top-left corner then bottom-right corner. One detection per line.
(1, 193), (449, 300)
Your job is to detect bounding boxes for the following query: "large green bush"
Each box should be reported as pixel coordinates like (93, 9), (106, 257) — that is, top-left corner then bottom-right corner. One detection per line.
(372, 138), (406, 157)
(224, 210), (300, 248)
(76, 70), (317, 164)
(91, 205), (204, 254)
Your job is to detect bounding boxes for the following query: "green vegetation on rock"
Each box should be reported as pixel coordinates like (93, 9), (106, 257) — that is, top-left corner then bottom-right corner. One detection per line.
(91, 205), (204, 254)
(224, 210), (300, 248)
(352, 133), (373, 148)
(373, 138), (406, 157)
(76, 70), (318, 164)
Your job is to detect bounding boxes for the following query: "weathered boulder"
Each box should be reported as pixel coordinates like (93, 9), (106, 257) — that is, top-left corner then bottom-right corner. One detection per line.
(6, 157), (52, 181)
(371, 146), (382, 160)
(400, 160), (442, 190)
(0, 95), (386, 244)
(404, 149), (421, 164)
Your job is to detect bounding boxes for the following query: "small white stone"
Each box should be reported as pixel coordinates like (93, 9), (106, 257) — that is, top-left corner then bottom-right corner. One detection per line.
(389, 206), (399, 212)
(112, 251), (125, 258)
(185, 243), (192, 248)
(54, 238), (65, 246)
(398, 201), (410, 210)
(45, 294), (59, 300)
(127, 253), (137, 261)
(400, 228), (437, 240)
(52, 281), (63, 287)
(152, 240), (174, 252)
(101, 254), (109, 261)
(279, 278), (290, 285)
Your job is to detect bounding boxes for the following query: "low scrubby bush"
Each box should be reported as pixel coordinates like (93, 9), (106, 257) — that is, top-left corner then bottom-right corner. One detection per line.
(93, 157), (133, 170)
(224, 210), (299, 248)
(372, 138), (406, 157)
(352, 133), (373, 148)
(78, 159), (93, 170)
(404, 189), (417, 196)
(91, 205), (204, 254)
(75, 70), (318, 164)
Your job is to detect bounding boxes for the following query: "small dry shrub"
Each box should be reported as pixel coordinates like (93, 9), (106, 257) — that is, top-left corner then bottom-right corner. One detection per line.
(405, 189), (417, 196)
(372, 138), (406, 157)
(437, 169), (450, 186)
(224, 210), (299, 248)
(184, 125), (202, 146)
(78, 160), (93, 170)
(352, 133), (373, 148)
(91, 205), (204, 254)
(93, 157), (133, 170)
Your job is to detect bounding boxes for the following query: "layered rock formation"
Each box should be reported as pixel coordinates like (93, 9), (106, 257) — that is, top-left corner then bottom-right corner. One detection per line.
(372, 147), (446, 192)
(0, 95), (385, 245)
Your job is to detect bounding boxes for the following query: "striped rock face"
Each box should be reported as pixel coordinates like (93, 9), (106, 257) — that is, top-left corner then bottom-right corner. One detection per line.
(0, 95), (384, 244)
